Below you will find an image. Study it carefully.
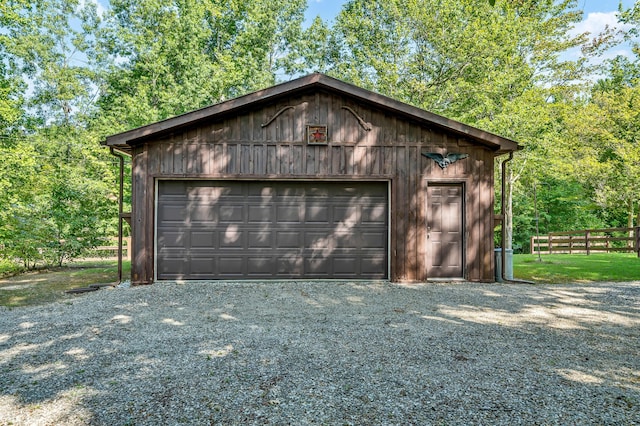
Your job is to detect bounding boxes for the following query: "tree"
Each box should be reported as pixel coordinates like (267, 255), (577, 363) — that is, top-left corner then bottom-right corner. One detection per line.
(95, 0), (308, 131)
(567, 56), (640, 236)
(0, 0), (117, 268)
(328, 0), (593, 249)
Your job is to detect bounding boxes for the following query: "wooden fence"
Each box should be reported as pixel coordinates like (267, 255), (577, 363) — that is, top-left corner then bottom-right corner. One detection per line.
(90, 237), (132, 260)
(531, 227), (640, 256)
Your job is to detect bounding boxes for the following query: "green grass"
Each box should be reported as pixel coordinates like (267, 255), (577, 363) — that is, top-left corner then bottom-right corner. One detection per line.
(514, 253), (640, 283)
(0, 260), (131, 308)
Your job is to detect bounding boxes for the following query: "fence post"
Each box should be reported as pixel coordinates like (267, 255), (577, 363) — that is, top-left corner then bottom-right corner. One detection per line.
(569, 235), (573, 254)
(530, 236), (535, 255)
(636, 227), (640, 258)
(125, 236), (132, 260)
(585, 231), (591, 255)
(548, 234), (553, 254)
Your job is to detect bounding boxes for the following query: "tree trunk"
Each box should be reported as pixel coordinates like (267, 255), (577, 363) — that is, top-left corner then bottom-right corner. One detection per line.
(629, 199), (635, 248)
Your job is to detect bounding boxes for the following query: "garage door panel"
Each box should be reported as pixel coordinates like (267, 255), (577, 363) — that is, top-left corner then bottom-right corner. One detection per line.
(158, 231), (186, 248)
(160, 205), (187, 222)
(333, 257), (359, 276)
(191, 257), (216, 275)
(333, 206), (359, 224)
(247, 257), (274, 275)
(218, 257), (244, 275)
(276, 205), (301, 223)
(219, 205), (244, 222)
(191, 231), (216, 247)
(304, 205), (329, 223)
(361, 232), (386, 249)
(276, 231), (301, 248)
(220, 226), (244, 248)
(248, 205), (274, 222)
(248, 230), (273, 248)
(305, 257), (329, 275)
(277, 256), (303, 275)
(157, 181), (388, 279)
(157, 256), (187, 278)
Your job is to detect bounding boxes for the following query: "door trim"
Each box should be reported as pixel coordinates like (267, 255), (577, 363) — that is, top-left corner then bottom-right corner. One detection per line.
(154, 178), (392, 281)
(425, 182), (465, 280)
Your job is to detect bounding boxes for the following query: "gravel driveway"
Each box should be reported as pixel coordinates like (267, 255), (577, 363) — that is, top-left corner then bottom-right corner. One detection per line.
(0, 280), (639, 425)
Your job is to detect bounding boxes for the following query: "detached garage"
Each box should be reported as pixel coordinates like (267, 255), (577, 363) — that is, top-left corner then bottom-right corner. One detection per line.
(104, 73), (520, 284)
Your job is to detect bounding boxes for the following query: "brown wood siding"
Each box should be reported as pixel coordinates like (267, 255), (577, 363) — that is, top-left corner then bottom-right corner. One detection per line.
(130, 90), (497, 284)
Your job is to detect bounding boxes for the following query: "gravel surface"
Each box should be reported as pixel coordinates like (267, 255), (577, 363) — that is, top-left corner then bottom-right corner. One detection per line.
(0, 280), (639, 425)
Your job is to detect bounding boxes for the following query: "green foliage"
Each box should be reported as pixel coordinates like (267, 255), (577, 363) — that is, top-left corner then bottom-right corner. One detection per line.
(95, 0), (308, 131)
(0, 128), (117, 269)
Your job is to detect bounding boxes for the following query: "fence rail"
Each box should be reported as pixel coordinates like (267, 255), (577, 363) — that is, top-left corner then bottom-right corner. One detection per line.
(89, 237), (132, 260)
(531, 227), (640, 256)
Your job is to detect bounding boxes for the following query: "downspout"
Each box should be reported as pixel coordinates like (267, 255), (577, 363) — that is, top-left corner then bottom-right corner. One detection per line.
(110, 148), (126, 283)
(497, 152), (534, 284)
(501, 151), (514, 282)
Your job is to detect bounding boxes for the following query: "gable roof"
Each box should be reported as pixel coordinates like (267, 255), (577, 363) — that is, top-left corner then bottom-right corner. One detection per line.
(103, 73), (521, 155)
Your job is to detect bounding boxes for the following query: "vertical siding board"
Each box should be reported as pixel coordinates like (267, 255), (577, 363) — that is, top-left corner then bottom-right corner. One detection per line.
(240, 144), (251, 174)
(368, 108), (383, 146)
(292, 145), (303, 174)
(306, 145), (316, 175)
(383, 147), (394, 175)
(204, 144), (213, 175)
(417, 175), (427, 281)
(469, 151), (481, 281)
(406, 146), (418, 280)
(173, 141), (184, 174)
(343, 102), (359, 143)
(318, 146), (328, 175)
(407, 121), (419, 144)
(131, 145), (150, 284)
(239, 113), (252, 141)
(481, 149), (495, 281)
(318, 93), (329, 128)
(278, 144), (289, 175)
(355, 146), (366, 176)
(225, 144), (237, 174)
(384, 115), (397, 144)
(161, 143), (172, 174)
(212, 144), (223, 175)
(278, 106), (294, 142)
(331, 146), (341, 174)
(230, 116), (240, 141)
(296, 98), (308, 142)
(330, 94), (343, 143)
(267, 145), (278, 174)
(396, 146), (407, 280)
(253, 144), (265, 175)
(370, 147), (380, 175)
(253, 110), (264, 142)
(267, 105), (279, 142)
(344, 146), (354, 175)
(397, 119), (407, 145)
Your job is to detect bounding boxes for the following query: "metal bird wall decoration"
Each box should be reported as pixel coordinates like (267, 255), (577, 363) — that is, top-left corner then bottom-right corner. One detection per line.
(422, 152), (469, 169)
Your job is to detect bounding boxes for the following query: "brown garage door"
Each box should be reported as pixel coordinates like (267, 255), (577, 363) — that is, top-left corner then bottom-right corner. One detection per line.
(156, 181), (388, 280)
